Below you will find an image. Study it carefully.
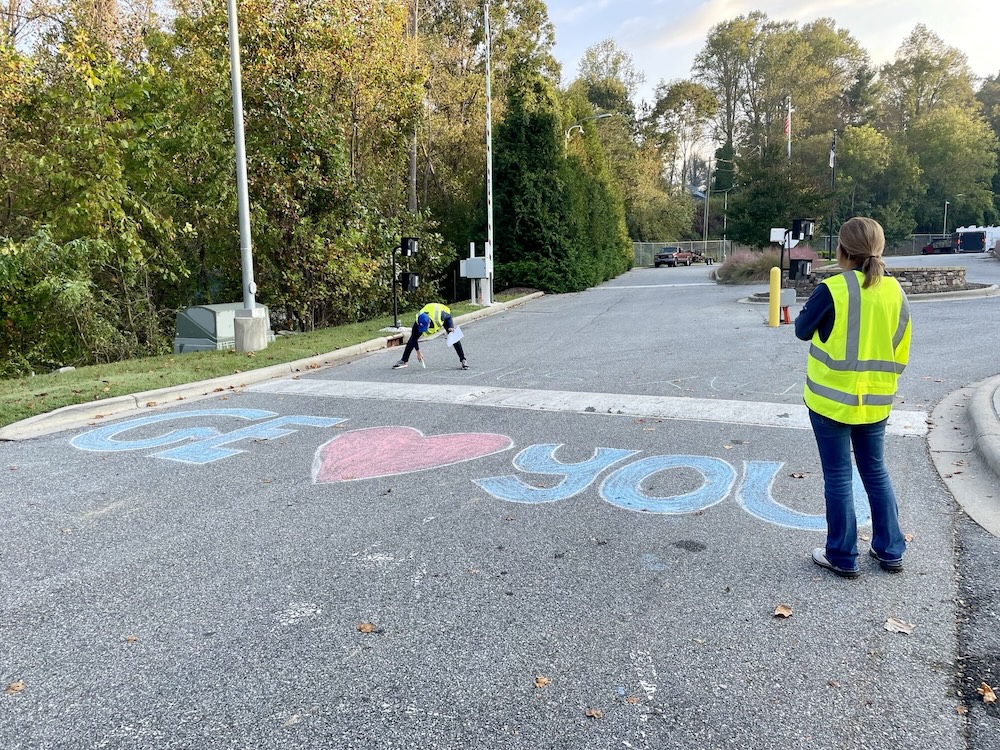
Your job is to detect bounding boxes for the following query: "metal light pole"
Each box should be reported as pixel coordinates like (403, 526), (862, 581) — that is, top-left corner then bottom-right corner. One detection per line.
(564, 112), (613, 149)
(228, 0), (255, 311)
(483, 0), (494, 306)
(942, 200), (950, 236)
(227, 0), (267, 351)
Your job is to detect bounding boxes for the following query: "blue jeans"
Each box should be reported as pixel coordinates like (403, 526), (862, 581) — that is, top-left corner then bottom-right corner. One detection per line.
(808, 410), (906, 570)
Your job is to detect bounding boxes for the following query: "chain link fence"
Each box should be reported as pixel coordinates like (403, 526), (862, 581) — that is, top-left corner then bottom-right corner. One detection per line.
(633, 240), (734, 267)
(634, 234), (942, 266)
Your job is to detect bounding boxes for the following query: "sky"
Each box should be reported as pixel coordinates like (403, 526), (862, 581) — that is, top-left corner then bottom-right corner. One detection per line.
(545, 0), (997, 104)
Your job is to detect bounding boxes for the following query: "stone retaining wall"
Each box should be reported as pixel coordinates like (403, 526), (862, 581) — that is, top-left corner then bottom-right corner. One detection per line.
(786, 266), (968, 296)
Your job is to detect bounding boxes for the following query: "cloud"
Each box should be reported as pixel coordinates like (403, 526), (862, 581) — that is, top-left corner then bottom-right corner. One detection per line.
(647, 0), (879, 50)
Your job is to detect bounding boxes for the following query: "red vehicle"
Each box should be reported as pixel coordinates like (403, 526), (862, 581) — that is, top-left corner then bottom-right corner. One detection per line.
(921, 237), (954, 254)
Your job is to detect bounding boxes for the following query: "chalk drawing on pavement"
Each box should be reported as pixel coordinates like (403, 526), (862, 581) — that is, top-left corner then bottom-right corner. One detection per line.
(473, 444), (638, 504)
(313, 426), (514, 483)
(737, 460), (871, 530)
(599, 454), (737, 515)
(70, 409), (344, 464)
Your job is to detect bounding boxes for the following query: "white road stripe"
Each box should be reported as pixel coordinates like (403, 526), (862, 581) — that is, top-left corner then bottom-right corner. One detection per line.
(594, 283), (718, 289)
(250, 380), (928, 437)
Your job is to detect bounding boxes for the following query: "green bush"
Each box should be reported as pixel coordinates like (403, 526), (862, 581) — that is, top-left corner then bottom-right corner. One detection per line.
(712, 250), (780, 284)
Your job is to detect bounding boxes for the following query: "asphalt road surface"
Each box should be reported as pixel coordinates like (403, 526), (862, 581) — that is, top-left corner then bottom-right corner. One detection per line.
(2, 253), (999, 749)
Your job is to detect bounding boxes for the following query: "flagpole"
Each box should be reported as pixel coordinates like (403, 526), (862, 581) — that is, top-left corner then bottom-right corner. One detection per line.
(786, 97), (791, 161)
(828, 129), (837, 259)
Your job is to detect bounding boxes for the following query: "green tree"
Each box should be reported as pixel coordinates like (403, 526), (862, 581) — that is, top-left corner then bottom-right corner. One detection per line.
(975, 71), (1000, 221)
(879, 24), (978, 131)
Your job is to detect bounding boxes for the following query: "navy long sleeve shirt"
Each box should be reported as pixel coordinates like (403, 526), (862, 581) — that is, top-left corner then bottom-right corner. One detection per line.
(794, 283), (835, 343)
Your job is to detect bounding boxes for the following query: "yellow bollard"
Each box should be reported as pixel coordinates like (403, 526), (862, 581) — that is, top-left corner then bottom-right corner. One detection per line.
(768, 266), (781, 328)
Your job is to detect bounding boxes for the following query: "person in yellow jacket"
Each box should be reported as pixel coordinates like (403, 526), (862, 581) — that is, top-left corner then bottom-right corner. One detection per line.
(794, 217), (911, 578)
(392, 303), (469, 370)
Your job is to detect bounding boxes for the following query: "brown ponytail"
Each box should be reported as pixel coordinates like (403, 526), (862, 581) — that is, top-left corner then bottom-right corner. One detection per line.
(838, 217), (886, 288)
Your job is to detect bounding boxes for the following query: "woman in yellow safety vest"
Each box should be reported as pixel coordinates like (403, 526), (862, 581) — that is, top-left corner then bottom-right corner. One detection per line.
(393, 303), (469, 370)
(794, 217), (911, 578)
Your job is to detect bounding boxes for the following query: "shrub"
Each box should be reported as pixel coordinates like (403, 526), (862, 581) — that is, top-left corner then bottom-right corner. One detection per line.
(712, 250), (780, 284)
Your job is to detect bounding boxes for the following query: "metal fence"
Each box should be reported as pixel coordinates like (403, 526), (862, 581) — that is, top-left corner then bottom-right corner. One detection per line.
(632, 240), (734, 267)
(633, 234), (941, 266)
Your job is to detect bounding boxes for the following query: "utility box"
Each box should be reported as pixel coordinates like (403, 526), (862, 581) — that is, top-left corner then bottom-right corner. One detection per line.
(174, 302), (273, 354)
(788, 259), (812, 281)
(460, 257), (488, 279)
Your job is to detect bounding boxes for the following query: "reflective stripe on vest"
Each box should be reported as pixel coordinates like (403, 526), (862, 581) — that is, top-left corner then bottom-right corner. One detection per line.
(803, 270), (911, 424)
(417, 303), (451, 334)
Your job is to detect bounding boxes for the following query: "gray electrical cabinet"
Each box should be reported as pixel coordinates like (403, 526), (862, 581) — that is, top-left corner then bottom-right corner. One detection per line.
(460, 257), (488, 279)
(174, 302), (274, 354)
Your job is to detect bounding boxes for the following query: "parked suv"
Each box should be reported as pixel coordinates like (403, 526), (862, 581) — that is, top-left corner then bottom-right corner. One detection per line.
(654, 247), (681, 267)
(654, 247), (716, 267)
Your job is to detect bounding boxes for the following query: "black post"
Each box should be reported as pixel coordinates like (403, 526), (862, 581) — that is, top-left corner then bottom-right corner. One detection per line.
(391, 243), (399, 328)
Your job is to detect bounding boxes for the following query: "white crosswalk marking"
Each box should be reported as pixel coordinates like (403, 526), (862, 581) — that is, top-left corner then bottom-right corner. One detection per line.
(250, 379), (928, 437)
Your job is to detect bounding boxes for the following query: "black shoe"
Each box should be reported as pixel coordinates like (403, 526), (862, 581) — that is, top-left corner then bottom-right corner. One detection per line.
(869, 549), (903, 573)
(392, 360), (408, 369)
(461, 360), (469, 370)
(811, 548), (860, 578)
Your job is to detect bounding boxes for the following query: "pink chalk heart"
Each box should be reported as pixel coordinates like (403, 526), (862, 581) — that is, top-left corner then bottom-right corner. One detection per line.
(313, 426), (513, 482)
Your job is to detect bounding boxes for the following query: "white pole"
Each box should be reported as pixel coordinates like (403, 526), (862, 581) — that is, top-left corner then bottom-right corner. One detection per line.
(703, 157), (710, 242)
(786, 97), (791, 161)
(227, 0), (256, 310)
(483, 1), (494, 305)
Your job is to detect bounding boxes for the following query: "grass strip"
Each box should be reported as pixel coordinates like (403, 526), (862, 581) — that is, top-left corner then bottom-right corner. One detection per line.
(0, 295), (528, 429)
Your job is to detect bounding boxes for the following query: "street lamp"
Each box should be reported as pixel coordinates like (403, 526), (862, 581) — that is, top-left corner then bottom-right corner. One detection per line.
(565, 113), (613, 148)
(943, 194), (964, 235)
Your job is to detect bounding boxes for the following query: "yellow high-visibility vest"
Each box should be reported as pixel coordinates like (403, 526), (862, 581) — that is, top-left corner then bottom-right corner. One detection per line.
(417, 303), (451, 335)
(804, 270), (911, 424)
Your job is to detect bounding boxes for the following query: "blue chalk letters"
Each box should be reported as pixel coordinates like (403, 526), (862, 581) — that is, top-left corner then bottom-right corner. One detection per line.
(71, 409), (344, 464)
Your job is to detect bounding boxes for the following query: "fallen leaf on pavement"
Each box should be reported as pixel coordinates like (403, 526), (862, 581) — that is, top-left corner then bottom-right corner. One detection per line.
(789, 472), (808, 479)
(884, 617), (915, 635)
(4, 680), (25, 695)
(145, 401), (157, 408)
(125, 635), (138, 644)
(534, 676), (551, 688)
(625, 696), (640, 704)
(773, 604), (793, 618)
(357, 622), (378, 634)
(955, 705), (969, 715)
(584, 708), (603, 719)
(979, 682), (997, 704)
(904, 533), (914, 542)
(828, 679), (842, 688)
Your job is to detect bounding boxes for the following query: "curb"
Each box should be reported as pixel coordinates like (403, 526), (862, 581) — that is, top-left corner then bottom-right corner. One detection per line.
(968, 375), (1000, 481)
(740, 284), (999, 305)
(928, 376), (1000, 538)
(0, 292), (544, 441)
